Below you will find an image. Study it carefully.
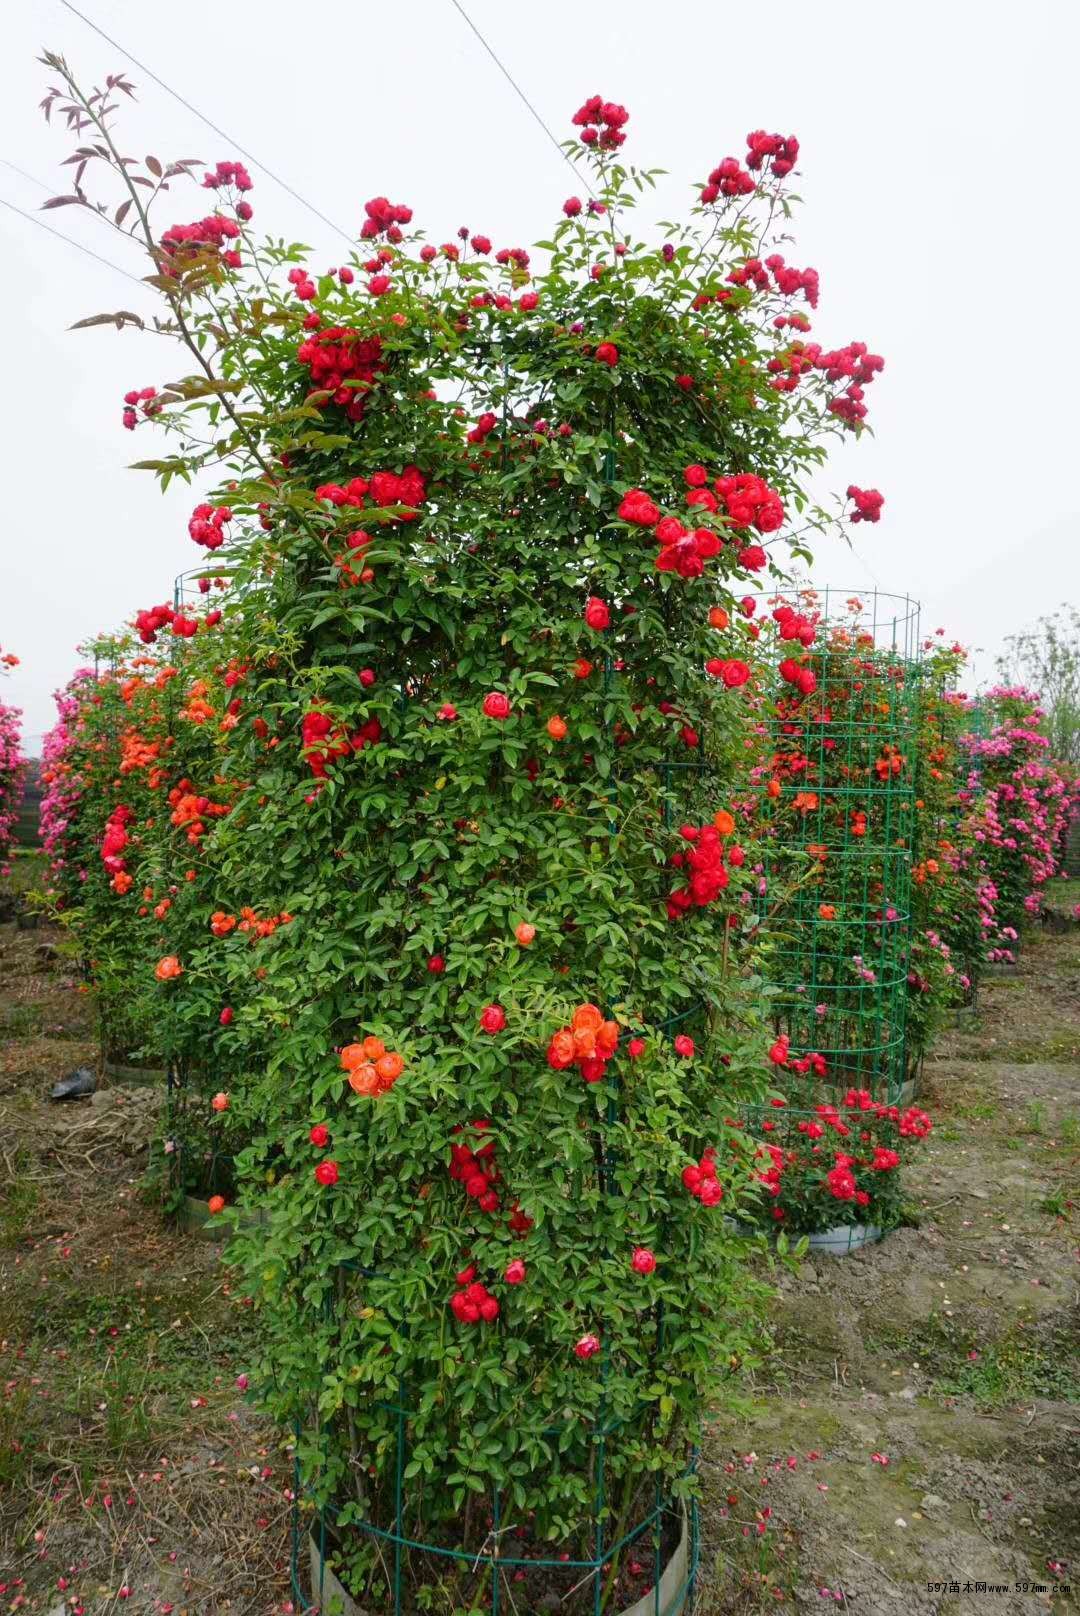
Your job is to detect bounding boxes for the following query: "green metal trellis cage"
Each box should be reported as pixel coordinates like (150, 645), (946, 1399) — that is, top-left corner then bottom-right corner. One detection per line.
(284, 850), (714, 1616)
(757, 587), (921, 1104)
(277, 651), (725, 1613)
(292, 1255), (699, 1616)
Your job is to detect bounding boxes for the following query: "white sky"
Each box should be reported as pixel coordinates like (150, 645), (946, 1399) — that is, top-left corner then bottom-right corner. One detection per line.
(1, 0), (1077, 750)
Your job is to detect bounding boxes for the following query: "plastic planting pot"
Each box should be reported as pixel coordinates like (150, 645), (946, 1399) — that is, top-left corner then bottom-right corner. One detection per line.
(307, 1508), (692, 1616)
(806, 1222), (882, 1256)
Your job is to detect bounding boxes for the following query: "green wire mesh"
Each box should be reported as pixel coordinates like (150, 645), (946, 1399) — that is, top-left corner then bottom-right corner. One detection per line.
(292, 1348), (699, 1616)
(757, 589), (921, 1104)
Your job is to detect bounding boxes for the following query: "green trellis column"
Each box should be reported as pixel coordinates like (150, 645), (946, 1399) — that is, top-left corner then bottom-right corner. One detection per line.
(757, 588), (921, 1104)
(289, 411), (708, 1616)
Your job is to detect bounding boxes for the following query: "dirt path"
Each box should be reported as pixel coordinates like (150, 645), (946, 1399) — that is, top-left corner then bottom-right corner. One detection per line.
(2, 859), (1079, 1614)
(699, 918), (1080, 1614)
(0, 873), (293, 1615)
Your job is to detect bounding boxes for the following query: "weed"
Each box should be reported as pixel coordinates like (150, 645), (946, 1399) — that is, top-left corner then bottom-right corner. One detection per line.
(1022, 1101), (1048, 1135)
(951, 1099), (997, 1121)
(1039, 1185), (1076, 1218)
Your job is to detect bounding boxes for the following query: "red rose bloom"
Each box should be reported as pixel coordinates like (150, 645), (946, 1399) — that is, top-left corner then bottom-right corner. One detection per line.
(584, 596), (611, 631)
(482, 692), (512, 720)
(479, 1003), (507, 1034)
(617, 489), (660, 527)
(314, 1160), (340, 1186)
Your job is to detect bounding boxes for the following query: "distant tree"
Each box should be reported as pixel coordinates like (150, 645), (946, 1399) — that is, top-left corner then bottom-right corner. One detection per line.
(997, 606), (1080, 765)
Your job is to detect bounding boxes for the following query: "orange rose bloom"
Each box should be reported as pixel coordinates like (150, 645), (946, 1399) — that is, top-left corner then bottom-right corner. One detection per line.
(362, 1035), (386, 1059)
(548, 1028), (575, 1067)
(708, 606), (729, 629)
(211, 1092), (229, 1112)
(713, 809), (736, 837)
(515, 922), (536, 946)
(155, 955), (182, 981)
(207, 1195), (226, 1215)
(818, 904), (836, 921)
(571, 1003), (603, 1035)
(573, 1027), (597, 1058)
(547, 716), (567, 740)
(348, 1065), (381, 1097)
(375, 1051), (405, 1086)
(339, 1043), (366, 1071)
(597, 1020), (620, 1057)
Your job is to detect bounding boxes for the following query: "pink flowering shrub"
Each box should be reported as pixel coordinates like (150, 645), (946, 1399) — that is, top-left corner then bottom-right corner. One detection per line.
(962, 687), (1077, 960)
(39, 667), (97, 904)
(0, 646), (26, 875)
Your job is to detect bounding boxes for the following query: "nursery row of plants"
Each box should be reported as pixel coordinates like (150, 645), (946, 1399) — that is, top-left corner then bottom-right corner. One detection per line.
(15, 61), (1078, 1615)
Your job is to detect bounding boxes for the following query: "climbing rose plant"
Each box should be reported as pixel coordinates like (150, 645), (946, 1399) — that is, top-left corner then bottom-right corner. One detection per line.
(904, 634), (983, 1065)
(43, 59), (889, 1610)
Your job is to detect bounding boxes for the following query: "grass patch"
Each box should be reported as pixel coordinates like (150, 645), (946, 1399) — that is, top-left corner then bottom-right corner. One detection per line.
(935, 1333), (1080, 1405)
(0, 1003), (44, 1037)
(874, 1310), (1080, 1406)
(0, 1148), (41, 1244)
(0, 1265), (260, 1496)
(1045, 877), (1080, 911)
(949, 1098), (997, 1121)
(1010, 1031), (1080, 1063)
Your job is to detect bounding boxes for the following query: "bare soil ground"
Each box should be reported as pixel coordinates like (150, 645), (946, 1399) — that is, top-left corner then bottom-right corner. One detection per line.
(2, 856), (1078, 1614)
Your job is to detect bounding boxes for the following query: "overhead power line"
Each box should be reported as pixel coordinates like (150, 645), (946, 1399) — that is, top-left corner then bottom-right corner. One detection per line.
(0, 157), (51, 193)
(1, 194), (144, 285)
(446, 0), (596, 198)
(56, 0), (355, 246)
